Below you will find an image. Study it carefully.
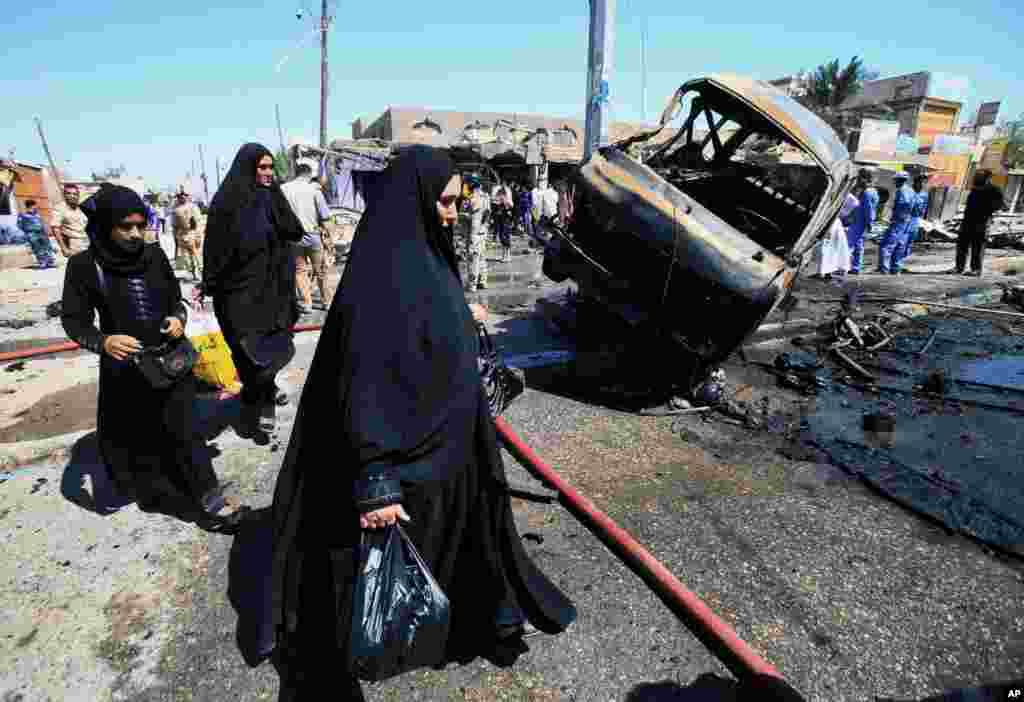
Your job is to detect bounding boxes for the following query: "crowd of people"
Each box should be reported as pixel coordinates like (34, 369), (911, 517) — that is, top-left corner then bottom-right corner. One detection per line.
(56, 143), (579, 702)
(811, 167), (1006, 280)
(454, 174), (570, 291)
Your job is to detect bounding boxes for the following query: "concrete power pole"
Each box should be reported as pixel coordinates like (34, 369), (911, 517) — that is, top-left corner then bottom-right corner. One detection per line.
(34, 117), (64, 191)
(198, 144), (209, 203)
(584, 0), (616, 162)
(320, 0), (329, 149)
(641, 20), (647, 124)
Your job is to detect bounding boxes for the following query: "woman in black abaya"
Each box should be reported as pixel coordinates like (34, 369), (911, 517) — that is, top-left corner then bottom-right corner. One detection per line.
(270, 145), (576, 700)
(61, 186), (246, 528)
(202, 144), (305, 436)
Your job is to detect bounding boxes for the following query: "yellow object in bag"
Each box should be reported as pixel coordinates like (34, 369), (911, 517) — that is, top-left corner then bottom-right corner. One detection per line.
(187, 304), (241, 394)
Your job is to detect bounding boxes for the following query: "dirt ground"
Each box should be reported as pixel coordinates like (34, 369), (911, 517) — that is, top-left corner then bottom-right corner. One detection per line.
(0, 381), (99, 443)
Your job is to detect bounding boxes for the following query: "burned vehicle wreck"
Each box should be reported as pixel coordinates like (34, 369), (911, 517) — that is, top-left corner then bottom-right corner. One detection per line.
(543, 74), (856, 400)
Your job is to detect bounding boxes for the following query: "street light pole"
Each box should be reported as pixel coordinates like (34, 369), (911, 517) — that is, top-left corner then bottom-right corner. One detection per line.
(584, 0), (616, 162)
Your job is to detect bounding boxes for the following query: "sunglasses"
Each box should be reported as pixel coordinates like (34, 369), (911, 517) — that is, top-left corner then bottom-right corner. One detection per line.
(439, 194), (458, 208)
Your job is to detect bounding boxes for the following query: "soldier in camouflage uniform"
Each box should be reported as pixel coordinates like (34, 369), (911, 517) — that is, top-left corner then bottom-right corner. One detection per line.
(458, 175), (489, 291)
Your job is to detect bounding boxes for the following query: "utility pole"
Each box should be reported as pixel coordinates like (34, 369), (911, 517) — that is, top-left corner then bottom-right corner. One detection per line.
(34, 117), (64, 191)
(584, 0), (616, 162)
(320, 0), (329, 149)
(276, 103), (290, 177)
(198, 144), (209, 203)
(641, 20), (647, 124)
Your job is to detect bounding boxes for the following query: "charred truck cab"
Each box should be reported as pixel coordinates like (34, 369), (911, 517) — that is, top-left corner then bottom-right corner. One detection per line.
(544, 74), (855, 382)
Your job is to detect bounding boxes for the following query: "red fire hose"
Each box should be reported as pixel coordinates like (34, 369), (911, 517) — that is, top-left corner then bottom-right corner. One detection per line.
(0, 341), (81, 363)
(0, 324), (326, 364)
(494, 415), (783, 682)
(2, 323), (784, 683)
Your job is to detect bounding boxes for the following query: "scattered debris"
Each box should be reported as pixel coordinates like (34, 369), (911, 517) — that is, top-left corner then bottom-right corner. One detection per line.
(862, 413), (896, 433)
(773, 351), (820, 373)
(922, 370), (949, 395)
(0, 319), (36, 330)
(917, 329), (940, 355)
(1003, 285), (1024, 312)
(832, 348), (875, 380)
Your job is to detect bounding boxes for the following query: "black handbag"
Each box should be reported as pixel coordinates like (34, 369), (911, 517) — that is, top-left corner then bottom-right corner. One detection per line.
(94, 260), (196, 389)
(132, 337), (198, 390)
(476, 322), (525, 417)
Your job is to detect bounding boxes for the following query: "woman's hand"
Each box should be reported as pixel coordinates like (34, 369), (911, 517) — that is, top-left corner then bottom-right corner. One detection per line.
(468, 303), (488, 323)
(103, 335), (143, 361)
(360, 504), (411, 530)
(161, 317), (184, 339)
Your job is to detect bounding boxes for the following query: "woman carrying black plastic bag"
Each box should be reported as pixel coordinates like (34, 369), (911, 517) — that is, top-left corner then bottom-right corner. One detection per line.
(270, 145), (576, 701)
(201, 143), (305, 437)
(61, 185), (247, 529)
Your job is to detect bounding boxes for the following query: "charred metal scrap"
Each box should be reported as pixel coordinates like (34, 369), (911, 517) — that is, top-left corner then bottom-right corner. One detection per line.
(543, 74), (856, 397)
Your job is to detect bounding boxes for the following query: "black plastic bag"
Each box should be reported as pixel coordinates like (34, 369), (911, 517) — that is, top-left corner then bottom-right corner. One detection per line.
(349, 524), (450, 682)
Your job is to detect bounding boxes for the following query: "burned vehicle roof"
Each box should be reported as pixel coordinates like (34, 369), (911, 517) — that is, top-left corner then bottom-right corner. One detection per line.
(543, 74), (855, 379)
(688, 74), (850, 173)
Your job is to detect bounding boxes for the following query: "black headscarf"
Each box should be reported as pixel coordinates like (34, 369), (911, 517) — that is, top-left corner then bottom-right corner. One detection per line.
(205, 143), (303, 254)
(80, 185), (155, 275)
(346, 144), (459, 278)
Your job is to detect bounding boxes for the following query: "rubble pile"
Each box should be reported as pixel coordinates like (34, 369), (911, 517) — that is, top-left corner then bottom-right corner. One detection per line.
(935, 212), (1024, 249)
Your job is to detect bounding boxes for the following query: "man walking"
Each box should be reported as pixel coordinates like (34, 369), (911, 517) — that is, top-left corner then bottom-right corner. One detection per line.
(952, 170), (1005, 277)
(281, 162), (332, 313)
(491, 180), (514, 263)
(531, 179), (559, 247)
(172, 189), (204, 280)
(516, 181), (534, 243)
(458, 175), (489, 291)
(17, 200), (57, 269)
(901, 174), (930, 261)
(878, 173), (915, 275)
(51, 184), (90, 258)
(845, 169), (879, 275)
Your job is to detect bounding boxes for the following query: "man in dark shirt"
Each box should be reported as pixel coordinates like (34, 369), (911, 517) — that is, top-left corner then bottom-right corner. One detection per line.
(953, 170), (1005, 276)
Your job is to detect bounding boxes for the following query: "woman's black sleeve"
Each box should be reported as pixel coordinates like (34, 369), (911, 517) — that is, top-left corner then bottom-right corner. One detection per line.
(60, 259), (105, 355)
(201, 212), (234, 295)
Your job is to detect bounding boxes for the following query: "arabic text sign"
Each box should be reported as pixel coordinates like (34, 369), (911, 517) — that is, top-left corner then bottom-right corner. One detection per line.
(859, 119), (899, 153)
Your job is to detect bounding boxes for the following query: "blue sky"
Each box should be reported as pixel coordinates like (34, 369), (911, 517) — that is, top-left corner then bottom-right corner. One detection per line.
(4, 0), (1021, 191)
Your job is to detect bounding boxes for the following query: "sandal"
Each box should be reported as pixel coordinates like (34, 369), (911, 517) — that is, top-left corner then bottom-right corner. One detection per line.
(198, 500), (252, 534)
